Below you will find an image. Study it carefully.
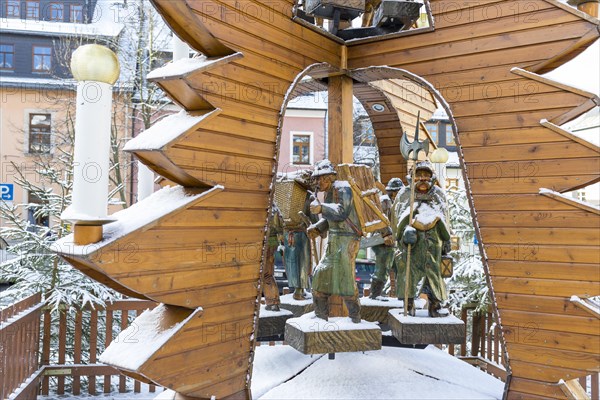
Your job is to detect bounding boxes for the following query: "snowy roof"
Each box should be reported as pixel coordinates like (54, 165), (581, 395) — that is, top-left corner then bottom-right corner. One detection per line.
(0, 0), (124, 37)
(429, 107), (448, 121)
(0, 76), (76, 89)
(286, 92), (328, 110)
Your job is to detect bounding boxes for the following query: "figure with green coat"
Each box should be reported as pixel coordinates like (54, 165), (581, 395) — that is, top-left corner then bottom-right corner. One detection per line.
(307, 160), (363, 323)
(370, 177), (404, 298)
(394, 161), (451, 317)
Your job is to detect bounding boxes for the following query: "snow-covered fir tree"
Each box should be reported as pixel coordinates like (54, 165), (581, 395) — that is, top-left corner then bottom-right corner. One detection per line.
(0, 109), (120, 310)
(445, 186), (489, 313)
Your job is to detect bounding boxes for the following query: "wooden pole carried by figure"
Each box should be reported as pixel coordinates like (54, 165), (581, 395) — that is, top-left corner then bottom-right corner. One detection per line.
(399, 111), (429, 316)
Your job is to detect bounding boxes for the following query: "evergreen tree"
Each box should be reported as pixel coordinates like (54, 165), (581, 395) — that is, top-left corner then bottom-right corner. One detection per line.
(445, 186), (489, 313)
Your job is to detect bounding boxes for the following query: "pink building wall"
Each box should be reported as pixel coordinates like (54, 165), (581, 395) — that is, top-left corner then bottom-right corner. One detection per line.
(278, 110), (327, 175)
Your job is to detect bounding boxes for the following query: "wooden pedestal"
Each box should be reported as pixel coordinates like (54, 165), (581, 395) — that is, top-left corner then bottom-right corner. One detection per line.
(279, 293), (314, 317)
(388, 308), (465, 345)
(257, 305), (293, 338)
(285, 313), (381, 354)
(359, 297), (405, 324)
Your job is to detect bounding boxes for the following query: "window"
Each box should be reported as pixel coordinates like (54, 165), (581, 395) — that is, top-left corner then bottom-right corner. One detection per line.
(446, 178), (459, 189)
(445, 123), (456, 146)
(70, 4), (83, 22)
(5, 0), (19, 17)
(425, 123), (438, 144)
(26, 1), (39, 19)
(292, 134), (311, 165)
(32, 46), (51, 72)
(28, 113), (52, 154)
(48, 3), (63, 21)
(576, 190), (587, 202)
(27, 192), (49, 227)
(0, 44), (14, 69)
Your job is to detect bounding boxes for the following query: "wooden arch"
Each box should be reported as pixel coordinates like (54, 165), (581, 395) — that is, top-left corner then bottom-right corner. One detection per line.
(54, 1), (600, 399)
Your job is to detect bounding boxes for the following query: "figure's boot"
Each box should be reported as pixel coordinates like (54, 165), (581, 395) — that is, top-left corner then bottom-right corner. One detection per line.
(428, 296), (442, 318)
(293, 287), (306, 301)
(407, 297), (416, 317)
(313, 294), (329, 321)
(344, 298), (362, 324)
(369, 279), (385, 299)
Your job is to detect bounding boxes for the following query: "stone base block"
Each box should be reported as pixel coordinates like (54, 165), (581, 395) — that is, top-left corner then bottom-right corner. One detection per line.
(285, 313), (381, 354)
(388, 308), (465, 345)
(257, 305), (293, 338)
(279, 293), (314, 317)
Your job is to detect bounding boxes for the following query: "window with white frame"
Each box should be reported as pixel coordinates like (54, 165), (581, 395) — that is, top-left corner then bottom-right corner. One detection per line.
(28, 113), (52, 154)
(291, 133), (312, 165)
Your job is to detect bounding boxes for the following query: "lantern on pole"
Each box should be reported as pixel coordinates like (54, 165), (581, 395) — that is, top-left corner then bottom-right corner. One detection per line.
(61, 44), (120, 245)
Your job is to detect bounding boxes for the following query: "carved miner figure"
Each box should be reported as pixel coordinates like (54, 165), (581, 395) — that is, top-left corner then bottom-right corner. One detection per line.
(394, 161), (451, 317)
(308, 160), (363, 323)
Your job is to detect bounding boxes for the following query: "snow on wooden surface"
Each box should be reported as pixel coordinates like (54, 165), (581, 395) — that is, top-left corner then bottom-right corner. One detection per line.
(99, 306), (197, 370)
(259, 304), (294, 318)
(123, 110), (218, 151)
(279, 293), (313, 306)
(389, 308), (463, 325)
(52, 186), (222, 257)
(252, 345), (321, 398)
(147, 55), (239, 79)
(259, 346), (504, 399)
(539, 187), (600, 210)
(360, 297), (427, 309)
(287, 312), (380, 332)
(36, 345), (504, 400)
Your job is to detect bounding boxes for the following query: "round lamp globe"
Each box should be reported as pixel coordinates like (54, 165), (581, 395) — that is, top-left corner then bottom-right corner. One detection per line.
(430, 147), (450, 164)
(71, 44), (120, 85)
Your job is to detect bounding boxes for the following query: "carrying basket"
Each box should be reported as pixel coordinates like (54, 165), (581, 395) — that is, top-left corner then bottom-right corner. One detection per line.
(336, 164), (390, 234)
(273, 180), (308, 229)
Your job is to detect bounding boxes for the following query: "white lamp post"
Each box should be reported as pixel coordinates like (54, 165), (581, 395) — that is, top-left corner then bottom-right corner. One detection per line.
(430, 147), (450, 188)
(135, 33), (190, 201)
(61, 44), (119, 245)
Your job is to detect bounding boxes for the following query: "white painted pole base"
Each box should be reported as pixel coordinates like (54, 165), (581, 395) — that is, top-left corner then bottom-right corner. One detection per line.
(62, 81), (113, 223)
(137, 161), (155, 201)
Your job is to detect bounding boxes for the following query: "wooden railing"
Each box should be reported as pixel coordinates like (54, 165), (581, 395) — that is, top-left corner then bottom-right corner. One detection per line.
(39, 299), (159, 396)
(3, 294), (598, 399)
(1, 294), (160, 399)
(451, 305), (507, 381)
(0, 293), (44, 400)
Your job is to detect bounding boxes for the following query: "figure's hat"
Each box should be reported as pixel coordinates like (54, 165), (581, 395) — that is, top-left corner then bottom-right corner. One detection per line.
(312, 159), (337, 177)
(386, 177), (404, 191)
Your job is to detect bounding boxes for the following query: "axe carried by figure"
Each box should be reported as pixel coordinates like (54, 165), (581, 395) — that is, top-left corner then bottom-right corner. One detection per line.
(399, 111), (429, 316)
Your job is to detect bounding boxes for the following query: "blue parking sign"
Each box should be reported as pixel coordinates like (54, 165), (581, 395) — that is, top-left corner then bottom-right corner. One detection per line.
(1, 183), (14, 201)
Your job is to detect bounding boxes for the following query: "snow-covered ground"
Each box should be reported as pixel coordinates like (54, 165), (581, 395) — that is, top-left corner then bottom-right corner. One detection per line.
(38, 345), (504, 400)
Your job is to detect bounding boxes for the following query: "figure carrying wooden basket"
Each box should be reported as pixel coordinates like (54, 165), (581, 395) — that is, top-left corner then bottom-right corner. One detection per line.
(274, 170), (318, 301)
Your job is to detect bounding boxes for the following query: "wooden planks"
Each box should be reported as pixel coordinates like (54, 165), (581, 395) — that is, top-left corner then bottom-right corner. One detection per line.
(52, 0), (600, 399)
